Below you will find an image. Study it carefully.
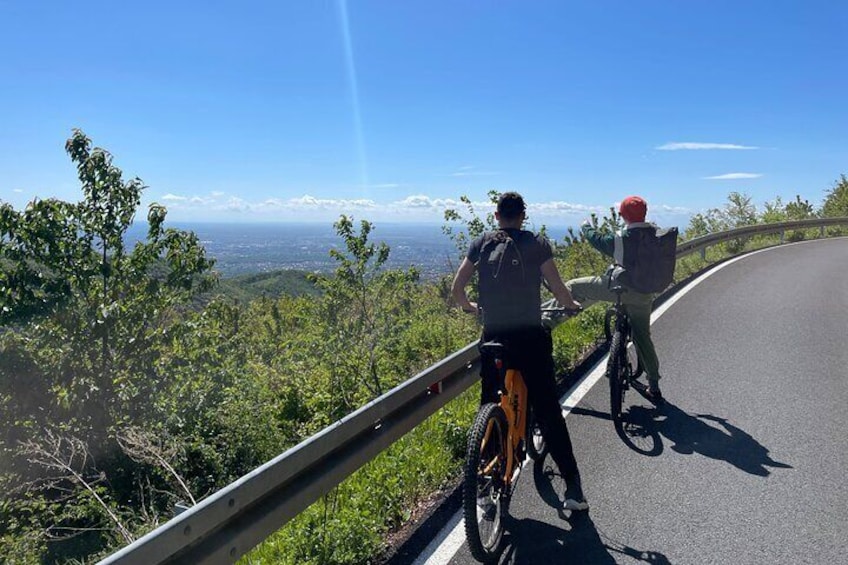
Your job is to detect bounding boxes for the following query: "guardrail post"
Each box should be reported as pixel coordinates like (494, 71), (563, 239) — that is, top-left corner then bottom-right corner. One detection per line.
(821, 225), (825, 238)
(700, 247), (706, 261)
(780, 230), (785, 243)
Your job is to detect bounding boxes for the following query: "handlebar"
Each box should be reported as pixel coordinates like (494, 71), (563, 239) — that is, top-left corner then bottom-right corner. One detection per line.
(461, 303), (583, 329)
(541, 304), (582, 328)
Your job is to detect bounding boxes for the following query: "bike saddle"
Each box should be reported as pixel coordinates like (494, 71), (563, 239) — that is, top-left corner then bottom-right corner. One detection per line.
(479, 341), (506, 356)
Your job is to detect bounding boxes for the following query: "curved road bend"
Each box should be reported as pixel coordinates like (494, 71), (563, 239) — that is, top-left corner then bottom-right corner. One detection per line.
(406, 237), (848, 565)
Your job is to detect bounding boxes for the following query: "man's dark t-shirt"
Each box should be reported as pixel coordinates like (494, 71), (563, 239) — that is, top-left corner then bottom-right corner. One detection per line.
(467, 228), (553, 333)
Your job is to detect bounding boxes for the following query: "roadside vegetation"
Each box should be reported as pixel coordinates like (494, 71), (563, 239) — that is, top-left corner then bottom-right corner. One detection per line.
(1, 132), (846, 563)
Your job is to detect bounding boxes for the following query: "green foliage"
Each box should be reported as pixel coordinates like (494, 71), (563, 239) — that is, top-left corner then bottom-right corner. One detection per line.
(216, 269), (320, 303)
(441, 191), (500, 262)
(4, 131), (847, 565)
(308, 216), (420, 410)
(684, 191), (757, 242)
(821, 175), (848, 235)
(243, 388), (479, 565)
(555, 208), (623, 278)
(1, 130), (216, 562)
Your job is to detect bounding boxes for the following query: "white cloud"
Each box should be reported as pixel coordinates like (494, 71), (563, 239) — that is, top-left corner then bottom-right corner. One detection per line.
(448, 165), (500, 177)
(530, 201), (603, 214)
(703, 173), (763, 180)
(289, 195), (377, 209)
(450, 171), (499, 177)
(655, 204), (691, 214)
(211, 191), (225, 197)
(226, 197), (249, 212)
(656, 142), (759, 151)
(13, 188), (23, 193)
(394, 195), (462, 210)
(151, 190), (692, 224)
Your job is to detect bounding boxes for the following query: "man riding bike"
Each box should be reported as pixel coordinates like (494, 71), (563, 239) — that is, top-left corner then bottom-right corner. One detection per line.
(566, 195), (666, 403)
(451, 191), (589, 510)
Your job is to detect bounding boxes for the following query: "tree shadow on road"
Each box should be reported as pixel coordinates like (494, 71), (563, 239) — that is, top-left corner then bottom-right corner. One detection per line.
(628, 402), (793, 476)
(498, 512), (672, 564)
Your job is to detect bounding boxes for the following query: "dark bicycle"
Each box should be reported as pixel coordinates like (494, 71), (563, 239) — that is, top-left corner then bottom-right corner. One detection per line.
(603, 286), (644, 424)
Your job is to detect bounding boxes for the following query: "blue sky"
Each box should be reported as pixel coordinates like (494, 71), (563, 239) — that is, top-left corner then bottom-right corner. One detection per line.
(1, 1), (846, 227)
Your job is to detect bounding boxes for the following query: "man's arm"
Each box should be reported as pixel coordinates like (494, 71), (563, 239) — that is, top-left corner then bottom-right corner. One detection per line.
(451, 257), (479, 313)
(540, 258), (581, 310)
(581, 222), (615, 258)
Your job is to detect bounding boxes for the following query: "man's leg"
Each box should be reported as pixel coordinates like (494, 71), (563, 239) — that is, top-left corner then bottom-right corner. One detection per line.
(565, 275), (612, 307)
(517, 329), (587, 509)
(478, 348), (502, 405)
(623, 295), (660, 383)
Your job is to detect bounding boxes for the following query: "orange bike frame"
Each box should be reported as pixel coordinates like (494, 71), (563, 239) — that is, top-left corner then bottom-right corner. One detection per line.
(499, 368), (528, 485)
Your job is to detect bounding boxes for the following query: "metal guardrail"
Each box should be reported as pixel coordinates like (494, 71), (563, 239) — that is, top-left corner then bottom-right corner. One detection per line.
(675, 217), (846, 259)
(99, 217), (848, 565)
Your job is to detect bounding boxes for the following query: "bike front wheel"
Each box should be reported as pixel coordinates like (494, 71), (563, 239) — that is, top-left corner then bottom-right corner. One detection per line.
(606, 308), (644, 380)
(606, 330), (627, 422)
(526, 408), (548, 461)
(464, 403), (509, 563)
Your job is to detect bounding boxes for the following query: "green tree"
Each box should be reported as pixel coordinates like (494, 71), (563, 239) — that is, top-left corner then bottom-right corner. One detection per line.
(442, 191), (500, 261)
(760, 196), (787, 224)
(784, 195), (815, 220)
(1, 130), (216, 561)
(309, 216), (420, 417)
(821, 175), (848, 218)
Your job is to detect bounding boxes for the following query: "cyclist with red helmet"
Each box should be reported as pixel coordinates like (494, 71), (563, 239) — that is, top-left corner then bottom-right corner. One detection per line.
(566, 196), (666, 403)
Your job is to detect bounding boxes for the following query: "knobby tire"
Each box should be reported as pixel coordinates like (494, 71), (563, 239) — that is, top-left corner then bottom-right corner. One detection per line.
(606, 308), (644, 380)
(607, 330), (626, 422)
(464, 403), (509, 563)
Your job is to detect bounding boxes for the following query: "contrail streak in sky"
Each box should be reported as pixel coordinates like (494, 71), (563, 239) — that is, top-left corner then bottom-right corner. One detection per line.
(339, 0), (369, 196)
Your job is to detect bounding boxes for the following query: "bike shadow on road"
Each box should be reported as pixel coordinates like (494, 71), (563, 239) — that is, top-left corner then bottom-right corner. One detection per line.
(498, 510), (672, 564)
(638, 402), (793, 476)
(513, 462), (671, 564)
(569, 404), (664, 457)
(569, 401), (791, 476)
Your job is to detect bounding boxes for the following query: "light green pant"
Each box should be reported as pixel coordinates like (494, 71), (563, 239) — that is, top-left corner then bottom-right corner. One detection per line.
(566, 275), (661, 382)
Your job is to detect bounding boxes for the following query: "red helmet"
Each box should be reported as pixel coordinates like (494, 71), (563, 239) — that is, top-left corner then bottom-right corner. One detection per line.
(619, 196), (647, 223)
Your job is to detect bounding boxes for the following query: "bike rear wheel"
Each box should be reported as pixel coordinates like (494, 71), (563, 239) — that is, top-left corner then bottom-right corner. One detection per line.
(526, 408), (548, 461)
(464, 403), (509, 562)
(607, 330), (627, 422)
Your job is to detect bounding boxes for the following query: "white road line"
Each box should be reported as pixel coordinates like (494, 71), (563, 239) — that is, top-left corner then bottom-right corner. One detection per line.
(412, 240), (821, 565)
(411, 510), (465, 565)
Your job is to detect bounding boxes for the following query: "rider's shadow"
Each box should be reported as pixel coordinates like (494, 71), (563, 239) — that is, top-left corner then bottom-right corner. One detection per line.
(569, 401), (790, 476)
(500, 469), (672, 565)
(507, 462), (671, 564)
(635, 403), (793, 476)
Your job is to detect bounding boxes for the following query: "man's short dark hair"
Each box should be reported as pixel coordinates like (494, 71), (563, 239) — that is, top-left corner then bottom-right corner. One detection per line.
(497, 192), (526, 220)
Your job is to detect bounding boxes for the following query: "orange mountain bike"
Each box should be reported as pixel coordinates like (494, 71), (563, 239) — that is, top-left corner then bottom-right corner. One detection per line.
(462, 307), (573, 562)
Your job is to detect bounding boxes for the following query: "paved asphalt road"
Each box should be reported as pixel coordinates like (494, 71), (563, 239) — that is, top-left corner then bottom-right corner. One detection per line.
(410, 237), (848, 565)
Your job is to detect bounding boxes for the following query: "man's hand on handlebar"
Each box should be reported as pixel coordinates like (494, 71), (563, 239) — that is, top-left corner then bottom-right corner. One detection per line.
(461, 301), (479, 315)
(562, 299), (581, 311)
(541, 300), (583, 328)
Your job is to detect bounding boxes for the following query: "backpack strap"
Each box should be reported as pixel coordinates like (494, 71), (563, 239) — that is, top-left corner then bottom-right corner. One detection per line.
(481, 229), (526, 282)
(613, 229), (624, 266)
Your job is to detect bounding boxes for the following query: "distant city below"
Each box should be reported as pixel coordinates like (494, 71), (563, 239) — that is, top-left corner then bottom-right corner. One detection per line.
(126, 222), (575, 279)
